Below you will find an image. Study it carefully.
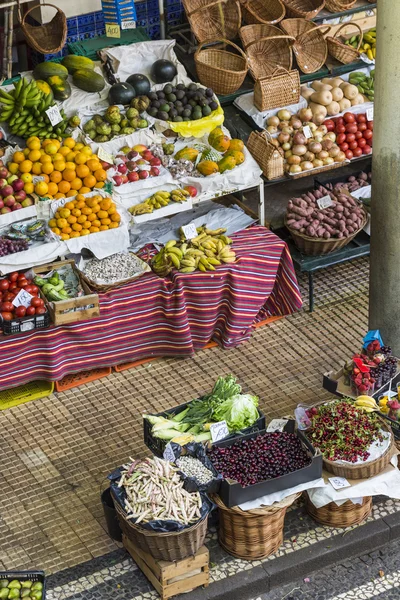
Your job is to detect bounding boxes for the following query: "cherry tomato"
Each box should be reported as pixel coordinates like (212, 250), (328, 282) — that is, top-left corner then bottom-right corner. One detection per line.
(346, 133), (356, 143)
(367, 121), (373, 131)
(336, 124), (346, 134)
(349, 141), (358, 150)
(356, 114), (367, 123)
(26, 306), (36, 316)
(1, 312), (13, 321)
(345, 149), (354, 160)
(355, 131), (363, 140)
(363, 144), (372, 155)
(336, 133), (346, 145)
(340, 142), (349, 152)
(30, 297), (44, 308)
(1, 302), (13, 312)
(353, 147), (363, 157)
(345, 123), (358, 134)
(344, 112), (356, 123)
(364, 129), (373, 140)
(358, 123), (367, 132)
(358, 138), (367, 148)
(15, 306), (26, 318)
(8, 272), (18, 282)
(35, 307), (46, 315)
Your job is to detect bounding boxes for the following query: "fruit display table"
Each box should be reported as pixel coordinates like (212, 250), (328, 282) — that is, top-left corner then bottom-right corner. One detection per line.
(0, 226), (301, 390)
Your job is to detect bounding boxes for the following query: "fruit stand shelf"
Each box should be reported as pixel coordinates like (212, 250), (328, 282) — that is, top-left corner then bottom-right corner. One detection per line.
(314, 1), (376, 22)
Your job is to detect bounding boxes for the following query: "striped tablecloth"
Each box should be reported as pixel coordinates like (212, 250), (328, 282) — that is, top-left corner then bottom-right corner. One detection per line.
(0, 226), (302, 389)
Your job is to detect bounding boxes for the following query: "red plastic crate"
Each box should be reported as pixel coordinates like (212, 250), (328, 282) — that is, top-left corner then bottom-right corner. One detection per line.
(55, 367), (112, 392)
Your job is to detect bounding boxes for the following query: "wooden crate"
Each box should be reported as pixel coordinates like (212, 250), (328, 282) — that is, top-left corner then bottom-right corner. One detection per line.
(123, 535), (209, 600)
(33, 260), (100, 326)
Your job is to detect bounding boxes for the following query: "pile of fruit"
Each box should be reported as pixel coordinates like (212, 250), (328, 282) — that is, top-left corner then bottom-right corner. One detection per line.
(33, 56), (105, 98)
(0, 271), (46, 322)
(152, 226), (235, 276)
(348, 70), (374, 103)
(330, 112), (373, 160)
(0, 163), (34, 214)
(129, 188), (192, 216)
(0, 77), (69, 140)
(82, 105), (148, 143)
(301, 76), (367, 123)
(7, 137), (108, 199)
(112, 144), (161, 186)
(34, 269), (70, 302)
(345, 28), (376, 61)
(343, 340), (398, 395)
(145, 83), (218, 123)
(48, 194), (121, 240)
(0, 578), (44, 599)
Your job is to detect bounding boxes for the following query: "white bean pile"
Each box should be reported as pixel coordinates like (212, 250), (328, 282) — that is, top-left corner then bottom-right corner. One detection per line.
(176, 456), (214, 484)
(83, 253), (145, 283)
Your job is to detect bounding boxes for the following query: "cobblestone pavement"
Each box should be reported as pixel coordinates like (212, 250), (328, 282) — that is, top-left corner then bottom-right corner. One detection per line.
(253, 540), (400, 600)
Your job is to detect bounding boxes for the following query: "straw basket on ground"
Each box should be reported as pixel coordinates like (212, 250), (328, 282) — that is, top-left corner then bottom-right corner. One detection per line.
(304, 494), (373, 528)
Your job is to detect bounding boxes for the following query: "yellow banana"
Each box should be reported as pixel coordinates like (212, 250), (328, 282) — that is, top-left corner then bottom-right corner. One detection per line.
(165, 240), (177, 249)
(167, 247), (183, 258)
(180, 266), (196, 273)
(169, 253), (181, 269)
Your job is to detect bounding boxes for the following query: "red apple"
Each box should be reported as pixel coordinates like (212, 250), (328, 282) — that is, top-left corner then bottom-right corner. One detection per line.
(128, 171), (139, 182)
(142, 151), (153, 162)
(184, 185), (198, 197)
(113, 175), (123, 186)
(138, 170), (149, 179)
(12, 203), (22, 211)
(4, 196), (15, 207)
(121, 175), (128, 184)
(100, 160), (112, 170)
(0, 200), (4, 209)
(0, 207), (11, 214)
(150, 167), (160, 177)
(117, 163), (128, 174)
(12, 179), (24, 192)
(21, 197), (33, 208)
(1, 185), (13, 198)
(0, 167), (8, 179)
(150, 157), (161, 167)
(0, 178), (7, 188)
(14, 190), (26, 203)
(127, 150), (139, 160)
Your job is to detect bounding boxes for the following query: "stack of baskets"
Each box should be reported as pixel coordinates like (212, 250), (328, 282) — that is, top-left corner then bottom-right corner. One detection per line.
(182, 0), (242, 42)
(327, 23), (362, 64)
(280, 18), (330, 73)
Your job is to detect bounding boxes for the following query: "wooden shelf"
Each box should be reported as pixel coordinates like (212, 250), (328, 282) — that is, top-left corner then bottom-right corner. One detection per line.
(314, 1), (376, 22)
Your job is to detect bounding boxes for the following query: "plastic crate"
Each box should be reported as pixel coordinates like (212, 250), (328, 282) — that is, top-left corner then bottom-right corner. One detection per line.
(55, 366), (112, 392)
(101, 0), (137, 24)
(0, 380), (54, 410)
(135, 0), (159, 18)
(0, 572), (46, 596)
(146, 23), (161, 39)
(113, 357), (155, 372)
(68, 28), (149, 60)
(1, 310), (51, 336)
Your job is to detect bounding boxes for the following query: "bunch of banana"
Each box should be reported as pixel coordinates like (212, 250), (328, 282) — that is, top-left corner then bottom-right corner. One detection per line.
(129, 201), (154, 215)
(0, 77), (68, 140)
(129, 189), (190, 216)
(348, 70), (374, 102)
(354, 395), (379, 413)
(345, 28), (376, 60)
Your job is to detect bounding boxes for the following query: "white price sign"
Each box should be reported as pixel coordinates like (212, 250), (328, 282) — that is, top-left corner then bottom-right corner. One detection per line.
(210, 420), (230, 442)
(163, 442), (176, 462)
(97, 147), (114, 165)
(181, 223), (198, 240)
(12, 289), (33, 308)
(366, 107), (374, 122)
(329, 477), (351, 490)
(317, 195), (334, 210)
(267, 419), (288, 433)
(121, 20), (136, 29)
(32, 175), (45, 184)
(303, 125), (313, 139)
(45, 105), (63, 127)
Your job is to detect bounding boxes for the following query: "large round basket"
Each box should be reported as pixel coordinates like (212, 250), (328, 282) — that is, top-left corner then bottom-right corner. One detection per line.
(183, 0), (242, 43)
(325, 0), (357, 11)
(327, 23), (362, 65)
(195, 39), (248, 96)
(240, 24), (294, 79)
(284, 210), (367, 256)
(17, 0), (67, 54)
(281, 0), (325, 19)
(280, 19), (330, 73)
(241, 0), (286, 26)
(304, 494), (372, 528)
(212, 492), (300, 560)
(113, 493), (208, 561)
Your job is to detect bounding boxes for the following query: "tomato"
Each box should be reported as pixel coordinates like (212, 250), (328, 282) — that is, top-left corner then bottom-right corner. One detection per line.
(30, 285), (39, 294)
(0, 279), (9, 291)
(30, 297), (44, 308)
(346, 133), (356, 143)
(353, 147), (363, 157)
(363, 144), (372, 155)
(35, 307), (46, 315)
(356, 114), (367, 123)
(345, 149), (354, 160)
(355, 131), (363, 140)
(26, 306), (36, 316)
(325, 119), (335, 132)
(336, 133), (346, 145)
(336, 124), (346, 134)
(358, 123), (367, 132)
(344, 112), (356, 123)
(345, 123), (358, 134)
(349, 141), (358, 150)
(1, 302), (13, 312)
(3, 292), (14, 302)
(367, 121), (373, 131)
(8, 272), (18, 282)
(340, 142), (349, 152)
(364, 129), (373, 140)
(1, 312), (13, 321)
(24, 285), (34, 294)
(12, 287), (21, 295)
(358, 138), (367, 148)
(9, 282), (17, 291)
(336, 117), (344, 126)
(15, 306), (26, 318)
(18, 279), (28, 288)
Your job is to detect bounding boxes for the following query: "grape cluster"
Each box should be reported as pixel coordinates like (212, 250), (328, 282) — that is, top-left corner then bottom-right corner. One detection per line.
(0, 237), (28, 256)
(371, 356), (397, 388)
(381, 346), (392, 356)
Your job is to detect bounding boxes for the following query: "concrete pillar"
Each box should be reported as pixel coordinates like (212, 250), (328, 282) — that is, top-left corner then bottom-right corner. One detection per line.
(369, 0), (400, 354)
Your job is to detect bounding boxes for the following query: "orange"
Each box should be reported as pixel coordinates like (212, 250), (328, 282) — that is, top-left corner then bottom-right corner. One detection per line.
(45, 143), (58, 156)
(75, 194), (85, 202)
(60, 233), (70, 240)
(101, 218), (111, 226)
(21, 173), (32, 184)
(54, 193), (65, 200)
(75, 142), (84, 151)
(24, 182), (34, 194)
(53, 160), (66, 172)
(97, 210), (108, 220)
(87, 213), (97, 222)
(31, 163), (42, 175)
(65, 201), (75, 211)
(94, 181), (105, 189)
(76, 200), (85, 209)
(19, 160), (33, 174)
(41, 162), (54, 175)
(23, 148), (31, 157)
(69, 231), (81, 238)
(85, 197), (97, 209)
(59, 146), (70, 157)
(13, 151), (25, 163)
(56, 218), (67, 229)
(79, 187), (91, 195)
(94, 168), (107, 182)
(58, 181), (71, 194)
(72, 223), (82, 232)
(92, 219), (101, 228)
(99, 225), (109, 231)
(63, 137), (76, 149)
(81, 206), (93, 216)
(82, 145), (93, 156)
(67, 190), (77, 197)
(51, 227), (61, 235)
(59, 208), (71, 219)
(48, 219), (57, 228)
(8, 162), (19, 174)
(82, 220), (91, 229)
(107, 204), (116, 215)
(91, 204), (101, 214)
(50, 171), (62, 184)
(109, 221), (119, 229)
(61, 226), (72, 235)
(47, 182), (58, 196)
(89, 226), (100, 233)
(35, 181), (48, 196)
(100, 198), (112, 211)
(74, 152), (88, 165)
(52, 153), (64, 163)
(63, 168), (76, 182)
(86, 159), (101, 172)
(83, 174), (96, 189)
(27, 136), (41, 151)
(71, 208), (81, 217)
(67, 215), (77, 225)
(40, 154), (52, 164)
(42, 174), (50, 184)
(77, 214), (87, 224)
(81, 229), (90, 236)
(65, 151), (76, 163)
(65, 161), (76, 171)
(76, 164), (89, 179)
(28, 149), (41, 162)
(70, 178), (82, 191)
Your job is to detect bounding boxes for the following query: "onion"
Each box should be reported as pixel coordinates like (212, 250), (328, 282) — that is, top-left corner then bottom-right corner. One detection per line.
(284, 163), (291, 173)
(293, 132), (306, 146)
(289, 164), (302, 174)
(321, 139), (334, 151)
(292, 144), (307, 156)
(270, 138), (280, 147)
(317, 150), (329, 159)
(267, 125), (278, 134)
(314, 133), (324, 143)
(298, 107), (313, 122)
(282, 142), (292, 151)
(312, 113), (326, 125)
(308, 141), (322, 154)
(290, 117), (302, 130)
(284, 150), (293, 159)
(336, 151), (347, 163)
(313, 159), (324, 167)
(317, 124), (328, 135)
(323, 157), (334, 165)
(287, 155), (301, 165)
(278, 109), (291, 121)
(329, 145), (340, 158)
(267, 115), (280, 127)
(309, 122), (318, 132)
(278, 132), (291, 144)
(303, 151), (315, 162)
(324, 132), (336, 142)
(300, 161), (314, 171)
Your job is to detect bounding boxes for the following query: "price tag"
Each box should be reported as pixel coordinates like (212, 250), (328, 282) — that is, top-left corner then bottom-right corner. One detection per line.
(163, 442), (176, 461)
(366, 107), (374, 122)
(181, 223), (198, 240)
(12, 289), (33, 308)
(329, 477), (351, 490)
(97, 147), (114, 165)
(106, 23), (121, 38)
(317, 195), (334, 210)
(210, 420), (230, 442)
(267, 418), (288, 433)
(32, 175), (45, 184)
(45, 105), (63, 127)
(35, 199), (52, 221)
(121, 20), (136, 29)
(303, 125), (313, 139)
(365, 9), (374, 17)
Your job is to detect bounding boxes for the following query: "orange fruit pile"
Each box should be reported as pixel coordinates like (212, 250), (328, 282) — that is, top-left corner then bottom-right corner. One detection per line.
(49, 194), (121, 240)
(9, 137), (108, 200)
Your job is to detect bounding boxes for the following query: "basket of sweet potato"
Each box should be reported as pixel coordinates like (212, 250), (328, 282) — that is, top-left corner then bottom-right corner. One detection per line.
(284, 186), (367, 255)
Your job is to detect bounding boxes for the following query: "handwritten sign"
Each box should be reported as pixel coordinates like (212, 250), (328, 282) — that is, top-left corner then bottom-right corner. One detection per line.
(121, 20), (136, 29)
(163, 442), (176, 461)
(106, 23), (121, 38)
(210, 420), (230, 442)
(329, 477), (351, 490)
(317, 195), (334, 210)
(45, 105), (63, 127)
(32, 175), (45, 184)
(97, 146), (114, 165)
(303, 125), (313, 139)
(267, 419), (288, 433)
(366, 107), (374, 122)
(12, 289), (33, 308)
(181, 223), (198, 240)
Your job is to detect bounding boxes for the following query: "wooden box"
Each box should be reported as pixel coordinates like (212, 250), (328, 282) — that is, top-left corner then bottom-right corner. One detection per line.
(123, 535), (209, 600)
(33, 260), (100, 326)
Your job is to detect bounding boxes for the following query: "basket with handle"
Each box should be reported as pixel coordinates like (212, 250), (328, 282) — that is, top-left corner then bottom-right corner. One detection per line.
(325, 0), (357, 11)
(241, 0), (286, 25)
(253, 66), (300, 111)
(281, 0), (325, 19)
(195, 39), (248, 95)
(304, 494), (372, 527)
(327, 23), (362, 65)
(17, 0), (67, 54)
(240, 25), (294, 79)
(247, 130), (284, 180)
(280, 19), (330, 73)
(183, 0), (242, 43)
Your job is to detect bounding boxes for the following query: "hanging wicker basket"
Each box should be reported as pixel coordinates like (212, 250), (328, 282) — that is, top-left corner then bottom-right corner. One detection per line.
(247, 130), (284, 180)
(17, 0), (67, 54)
(195, 39), (248, 95)
(253, 66), (300, 111)
(212, 492), (300, 560)
(327, 23), (362, 64)
(183, 0), (242, 43)
(280, 18), (330, 73)
(241, 0), (286, 26)
(325, 0), (357, 11)
(240, 25), (294, 79)
(304, 494), (372, 528)
(281, 0), (325, 19)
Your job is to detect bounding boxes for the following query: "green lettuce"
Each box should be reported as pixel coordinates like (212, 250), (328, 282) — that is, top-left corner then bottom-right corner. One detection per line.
(212, 393), (259, 432)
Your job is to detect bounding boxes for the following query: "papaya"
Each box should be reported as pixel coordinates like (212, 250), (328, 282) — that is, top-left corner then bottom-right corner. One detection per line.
(208, 126), (223, 147)
(211, 134), (231, 153)
(35, 80), (54, 103)
(47, 75), (72, 101)
(61, 55), (94, 74)
(174, 147), (199, 162)
(218, 155), (236, 173)
(197, 160), (219, 176)
(228, 138), (245, 152)
(225, 149), (245, 165)
(72, 69), (105, 93)
(33, 61), (68, 81)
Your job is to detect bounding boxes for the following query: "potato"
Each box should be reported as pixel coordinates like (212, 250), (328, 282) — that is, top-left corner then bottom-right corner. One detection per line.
(351, 93), (365, 106)
(331, 87), (343, 102)
(342, 83), (358, 100)
(326, 101), (341, 116)
(338, 98), (351, 112)
(310, 90), (333, 106)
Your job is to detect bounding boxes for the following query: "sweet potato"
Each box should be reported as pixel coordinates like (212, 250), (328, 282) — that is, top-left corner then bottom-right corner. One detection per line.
(323, 231), (331, 239)
(291, 206), (308, 217)
(300, 228), (306, 233)
(338, 220), (346, 232)
(306, 225), (316, 237)
(316, 226), (326, 237)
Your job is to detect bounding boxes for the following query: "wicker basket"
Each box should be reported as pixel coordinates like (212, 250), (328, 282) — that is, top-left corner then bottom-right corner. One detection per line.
(247, 130), (284, 180)
(304, 494), (372, 528)
(286, 160), (345, 180)
(325, 0), (357, 11)
(281, 0), (325, 19)
(253, 66), (300, 111)
(195, 39), (248, 95)
(183, 0), (241, 43)
(78, 253), (151, 293)
(17, 0), (67, 54)
(240, 25), (294, 79)
(327, 23), (362, 64)
(113, 494), (208, 562)
(285, 209), (367, 256)
(241, 0), (286, 25)
(212, 492), (300, 560)
(280, 19), (330, 73)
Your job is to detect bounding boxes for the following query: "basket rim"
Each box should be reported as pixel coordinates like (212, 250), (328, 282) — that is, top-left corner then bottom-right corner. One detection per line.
(284, 209), (368, 244)
(211, 491), (301, 514)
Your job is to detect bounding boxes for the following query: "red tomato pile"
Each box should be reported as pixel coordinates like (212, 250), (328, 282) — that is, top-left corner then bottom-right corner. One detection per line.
(325, 112), (373, 160)
(0, 271), (45, 321)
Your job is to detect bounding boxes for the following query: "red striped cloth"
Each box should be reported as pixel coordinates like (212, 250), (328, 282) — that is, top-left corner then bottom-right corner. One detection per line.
(0, 226), (302, 389)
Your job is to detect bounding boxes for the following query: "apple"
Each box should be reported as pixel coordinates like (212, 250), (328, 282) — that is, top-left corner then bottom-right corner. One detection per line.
(12, 203), (22, 211)
(115, 154), (128, 163)
(120, 146), (130, 154)
(14, 190), (27, 203)
(12, 179), (24, 192)
(117, 163), (127, 174)
(4, 196), (15, 207)
(127, 150), (139, 160)
(142, 151), (154, 162)
(150, 157), (161, 167)
(21, 197), (33, 208)
(126, 161), (137, 171)
(7, 175), (18, 185)
(1, 185), (14, 198)
(113, 175), (123, 186)
(136, 159), (146, 166)
(184, 185), (198, 197)
(0, 207), (11, 214)
(0, 167), (8, 179)
(0, 200), (4, 209)
(121, 175), (128, 184)
(128, 171), (139, 182)
(139, 170), (149, 180)
(132, 144), (148, 154)
(150, 167), (160, 177)
(100, 160), (112, 170)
